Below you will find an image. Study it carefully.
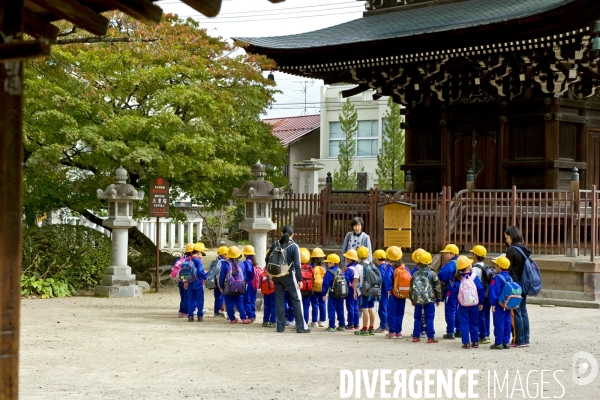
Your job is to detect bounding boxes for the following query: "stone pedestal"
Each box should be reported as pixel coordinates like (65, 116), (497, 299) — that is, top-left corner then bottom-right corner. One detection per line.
(357, 171), (374, 191)
(294, 159), (325, 194)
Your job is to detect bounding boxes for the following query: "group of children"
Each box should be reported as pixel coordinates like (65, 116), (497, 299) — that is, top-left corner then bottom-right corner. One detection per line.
(172, 241), (522, 350)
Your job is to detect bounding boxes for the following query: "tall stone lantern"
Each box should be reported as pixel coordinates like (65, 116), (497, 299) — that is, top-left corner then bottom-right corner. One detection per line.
(95, 167), (145, 297)
(233, 161), (285, 267)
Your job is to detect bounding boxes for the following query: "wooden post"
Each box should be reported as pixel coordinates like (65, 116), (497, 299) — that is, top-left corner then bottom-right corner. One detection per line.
(155, 216), (160, 292)
(0, 1), (24, 398)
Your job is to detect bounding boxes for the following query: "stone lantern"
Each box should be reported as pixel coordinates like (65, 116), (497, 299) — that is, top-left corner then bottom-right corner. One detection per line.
(233, 161), (285, 267)
(95, 167), (145, 297)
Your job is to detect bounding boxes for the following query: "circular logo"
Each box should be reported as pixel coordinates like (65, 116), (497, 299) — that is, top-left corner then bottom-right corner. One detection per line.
(572, 351), (598, 386)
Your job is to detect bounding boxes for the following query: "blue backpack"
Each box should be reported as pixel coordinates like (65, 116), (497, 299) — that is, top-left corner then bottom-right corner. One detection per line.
(496, 275), (523, 309)
(513, 247), (542, 296)
(178, 257), (198, 284)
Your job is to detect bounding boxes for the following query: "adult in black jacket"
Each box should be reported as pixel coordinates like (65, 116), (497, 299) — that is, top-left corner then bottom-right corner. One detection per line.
(266, 225), (311, 333)
(505, 226), (531, 347)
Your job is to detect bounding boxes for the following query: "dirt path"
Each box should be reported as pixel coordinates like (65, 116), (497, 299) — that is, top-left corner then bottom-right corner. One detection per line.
(20, 286), (600, 399)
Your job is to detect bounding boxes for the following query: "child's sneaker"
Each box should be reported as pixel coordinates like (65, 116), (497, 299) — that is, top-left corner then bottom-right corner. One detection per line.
(187, 316), (194, 322)
(318, 322), (325, 327)
(503, 343), (511, 350)
(368, 329), (375, 336)
(524, 343), (530, 347)
(242, 319), (251, 324)
(490, 344), (504, 350)
(455, 332), (462, 338)
(386, 333), (396, 339)
(249, 318), (255, 323)
(396, 333), (403, 339)
(178, 312), (184, 318)
(374, 327), (386, 333)
(346, 326), (355, 331)
(262, 322), (269, 327)
(479, 337), (491, 344)
(462, 343), (471, 349)
(412, 337), (421, 342)
(443, 333), (455, 339)
(355, 329), (369, 336)
(354, 325), (360, 330)
(325, 327), (336, 332)
(197, 316), (203, 322)
(230, 318), (239, 324)
(427, 338), (439, 344)
(471, 342), (479, 348)
(268, 322), (275, 328)
(336, 326), (346, 332)
(285, 321), (294, 326)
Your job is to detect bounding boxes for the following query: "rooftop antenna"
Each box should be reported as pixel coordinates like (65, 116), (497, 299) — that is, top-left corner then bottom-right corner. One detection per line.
(294, 80), (314, 115)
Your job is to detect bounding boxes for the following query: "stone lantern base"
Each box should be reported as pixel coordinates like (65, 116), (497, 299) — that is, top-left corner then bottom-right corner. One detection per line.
(94, 266), (142, 298)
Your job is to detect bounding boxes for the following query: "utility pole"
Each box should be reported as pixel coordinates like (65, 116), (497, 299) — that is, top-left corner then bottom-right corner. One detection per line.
(294, 80), (314, 115)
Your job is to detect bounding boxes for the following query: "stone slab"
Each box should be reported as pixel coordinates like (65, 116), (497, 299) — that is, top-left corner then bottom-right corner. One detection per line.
(101, 274), (137, 286)
(137, 281), (151, 292)
(94, 285), (142, 298)
(538, 289), (599, 301)
(107, 266), (132, 275)
(527, 296), (600, 309)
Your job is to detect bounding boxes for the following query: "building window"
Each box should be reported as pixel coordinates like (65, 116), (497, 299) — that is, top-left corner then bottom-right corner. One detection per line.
(329, 120), (378, 158)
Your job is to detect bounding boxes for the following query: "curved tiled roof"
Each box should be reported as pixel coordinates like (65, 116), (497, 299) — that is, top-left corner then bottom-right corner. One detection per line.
(235, 0), (573, 50)
(264, 114), (320, 146)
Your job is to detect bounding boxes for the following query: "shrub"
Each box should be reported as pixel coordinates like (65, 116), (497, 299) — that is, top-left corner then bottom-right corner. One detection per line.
(22, 225), (112, 290)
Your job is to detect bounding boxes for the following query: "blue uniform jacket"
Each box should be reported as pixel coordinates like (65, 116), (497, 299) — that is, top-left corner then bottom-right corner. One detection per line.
(321, 266), (340, 296)
(379, 263), (394, 292)
(438, 257), (458, 297)
(243, 259), (255, 282)
(449, 271), (485, 305)
(488, 271), (511, 306)
(188, 257), (207, 287)
(345, 262), (356, 290)
(218, 260), (245, 289)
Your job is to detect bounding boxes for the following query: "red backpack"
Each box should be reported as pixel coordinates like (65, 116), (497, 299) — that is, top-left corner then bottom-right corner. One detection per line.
(260, 269), (275, 295)
(300, 264), (314, 295)
(251, 265), (262, 290)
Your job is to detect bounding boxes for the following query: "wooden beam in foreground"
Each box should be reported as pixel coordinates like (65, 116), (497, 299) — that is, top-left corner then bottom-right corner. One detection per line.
(23, 9), (59, 40)
(87, 0), (163, 26)
(26, 0), (109, 36)
(0, 39), (51, 62)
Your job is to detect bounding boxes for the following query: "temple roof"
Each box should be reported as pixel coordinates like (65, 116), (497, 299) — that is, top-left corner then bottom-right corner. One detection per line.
(264, 114), (320, 146)
(236, 0), (573, 51)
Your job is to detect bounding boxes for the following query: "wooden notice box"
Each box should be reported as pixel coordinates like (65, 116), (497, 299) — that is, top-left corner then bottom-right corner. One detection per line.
(382, 201), (416, 248)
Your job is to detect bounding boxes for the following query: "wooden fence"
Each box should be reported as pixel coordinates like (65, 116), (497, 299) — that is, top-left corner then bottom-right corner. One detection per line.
(270, 186), (600, 261)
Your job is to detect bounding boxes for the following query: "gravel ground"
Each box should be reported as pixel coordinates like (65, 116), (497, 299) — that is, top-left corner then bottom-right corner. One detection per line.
(20, 285), (600, 399)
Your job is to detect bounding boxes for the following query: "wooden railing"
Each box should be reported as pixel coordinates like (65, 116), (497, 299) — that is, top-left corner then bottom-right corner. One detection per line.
(270, 186), (600, 261)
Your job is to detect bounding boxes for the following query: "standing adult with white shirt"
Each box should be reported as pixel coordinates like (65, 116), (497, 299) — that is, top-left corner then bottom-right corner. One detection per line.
(341, 217), (373, 265)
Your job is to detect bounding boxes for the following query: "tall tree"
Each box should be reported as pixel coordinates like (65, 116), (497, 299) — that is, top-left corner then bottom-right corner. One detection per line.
(333, 98), (357, 190)
(22, 13), (286, 226)
(376, 97), (405, 190)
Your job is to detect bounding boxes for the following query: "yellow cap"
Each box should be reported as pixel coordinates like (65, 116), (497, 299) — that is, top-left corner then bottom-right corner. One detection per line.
(357, 246), (369, 260)
(373, 249), (386, 260)
(418, 251), (432, 265)
(456, 255), (473, 271)
(412, 248), (425, 263)
(441, 244), (459, 255)
(193, 242), (207, 253)
(325, 254), (340, 264)
(470, 245), (487, 258)
(311, 247), (325, 258)
(386, 246), (402, 261)
(492, 255), (510, 270)
(217, 246), (229, 256)
(343, 249), (358, 261)
(242, 245), (255, 256)
(300, 248), (311, 264)
(185, 243), (194, 253)
(227, 246), (241, 259)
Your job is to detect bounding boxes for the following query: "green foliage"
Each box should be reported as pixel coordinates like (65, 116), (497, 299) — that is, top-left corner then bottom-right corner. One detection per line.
(377, 98), (405, 190)
(22, 225), (112, 290)
(21, 273), (74, 299)
(225, 200), (246, 241)
(333, 98), (358, 190)
(23, 13), (287, 222)
(128, 246), (179, 277)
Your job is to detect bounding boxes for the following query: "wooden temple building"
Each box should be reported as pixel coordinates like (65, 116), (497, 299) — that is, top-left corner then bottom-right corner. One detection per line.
(238, 0), (600, 192)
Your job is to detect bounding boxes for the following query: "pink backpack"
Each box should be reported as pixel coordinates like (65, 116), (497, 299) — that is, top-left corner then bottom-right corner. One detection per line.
(458, 274), (479, 307)
(170, 257), (187, 278)
(251, 265), (262, 290)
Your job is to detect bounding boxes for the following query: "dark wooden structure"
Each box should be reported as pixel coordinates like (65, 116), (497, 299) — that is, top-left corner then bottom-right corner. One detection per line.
(0, 1), (284, 398)
(237, 0), (600, 193)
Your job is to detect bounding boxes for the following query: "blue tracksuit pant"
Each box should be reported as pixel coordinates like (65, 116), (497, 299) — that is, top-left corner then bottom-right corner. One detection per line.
(187, 282), (204, 317)
(302, 295), (312, 323)
(493, 306), (512, 345)
(263, 293), (276, 323)
(285, 292), (295, 322)
(244, 284), (257, 319)
(444, 291), (460, 334)
(388, 296), (406, 334)
(478, 298), (491, 339)
(327, 297), (346, 328)
(346, 295), (359, 327)
(213, 287), (224, 315)
(378, 292), (389, 330)
(458, 305), (479, 345)
(413, 302), (435, 339)
(178, 281), (188, 315)
(224, 294), (247, 321)
(311, 293), (326, 322)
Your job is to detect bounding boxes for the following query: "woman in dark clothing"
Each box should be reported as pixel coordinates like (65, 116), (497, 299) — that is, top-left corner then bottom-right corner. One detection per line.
(504, 226), (531, 348)
(266, 225), (311, 333)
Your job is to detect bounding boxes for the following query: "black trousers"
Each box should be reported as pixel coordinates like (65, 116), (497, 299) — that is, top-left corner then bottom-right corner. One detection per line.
(273, 273), (307, 332)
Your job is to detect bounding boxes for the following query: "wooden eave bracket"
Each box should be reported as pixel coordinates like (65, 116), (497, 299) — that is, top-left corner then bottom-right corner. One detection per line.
(181, 0), (284, 18)
(0, 38), (51, 62)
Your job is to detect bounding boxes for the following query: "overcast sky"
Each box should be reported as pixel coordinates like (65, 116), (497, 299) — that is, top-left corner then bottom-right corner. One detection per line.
(158, 0), (365, 118)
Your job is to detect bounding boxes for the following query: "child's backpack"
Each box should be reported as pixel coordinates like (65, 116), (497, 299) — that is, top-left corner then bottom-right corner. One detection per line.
(178, 257), (198, 284)
(300, 264), (314, 296)
(266, 242), (292, 277)
(360, 262), (382, 299)
(497, 275), (523, 309)
(480, 265), (497, 297)
(260, 269), (275, 295)
(329, 269), (348, 298)
(170, 257), (186, 278)
(410, 268), (433, 305)
(205, 259), (221, 290)
(392, 264), (411, 299)
(345, 265), (356, 289)
(313, 265), (325, 292)
(250, 265), (262, 290)
(457, 274), (479, 307)
(513, 247), (542, 296)
(224, 261), (245, 295)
